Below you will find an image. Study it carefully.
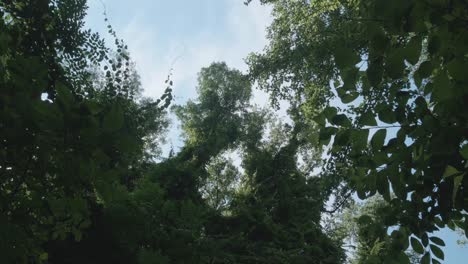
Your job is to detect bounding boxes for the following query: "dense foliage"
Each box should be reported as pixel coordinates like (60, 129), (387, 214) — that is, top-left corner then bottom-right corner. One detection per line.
(1, 0), (467, 263)
(0, 0), (169, 262)
(247, 0), (468, 263)
(0, 1), (343, 263)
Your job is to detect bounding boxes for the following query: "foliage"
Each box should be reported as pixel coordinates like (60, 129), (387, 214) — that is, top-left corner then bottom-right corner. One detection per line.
(0, 0), (169, 262)
(0, 5), (344, 260)
(4, 0), (466, 263)
(247, 0), (468, 262)
(97, 62), (344, 263)
(327, 196), (421, 264)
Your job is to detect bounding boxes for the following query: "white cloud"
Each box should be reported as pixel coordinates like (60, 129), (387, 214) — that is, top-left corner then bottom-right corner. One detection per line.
(117, 1), (272, 103)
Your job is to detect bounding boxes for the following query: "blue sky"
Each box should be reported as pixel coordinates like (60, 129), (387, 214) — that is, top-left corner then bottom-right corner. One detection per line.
(84, 1), (467, 263)
(85, 0), (271, 102)
(85, 0), (273, 152)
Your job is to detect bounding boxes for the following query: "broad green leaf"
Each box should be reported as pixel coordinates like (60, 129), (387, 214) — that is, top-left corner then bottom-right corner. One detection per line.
(331, 114), (351, 127)
(323, 106), (338, 120)
(334, 45), (360, 70)
(370, 28), (388, 54)
(341, 67), (359, 84)
(313, 113), (326, 126)
(373, 151), (388, 166)
(385, 51), (405, 79)
(443, 165), (460, 178)
(359, 111), (378, 126)
(371, 129), (387, 151)
(417, 61), (433, 78)
(430, 244), (444, 260)
(447, 58), (468, 81)
(319, 127), (338, 145)
(339, 91), (359, 104)
(367, 63), (384, 87)
(404, 36), (422, 65)
(432, 71), (452, 101)
(334, 129), (351, 147)
(351, 129), (369, 150)
(376, 172), (389, 198)
(336, 84), (359, 103)
(378, 107), (396, 124)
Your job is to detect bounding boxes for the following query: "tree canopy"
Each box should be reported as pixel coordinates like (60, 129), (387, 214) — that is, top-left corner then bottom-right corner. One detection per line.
(1, 0), (467, 263)
(247, 0), (468, 263)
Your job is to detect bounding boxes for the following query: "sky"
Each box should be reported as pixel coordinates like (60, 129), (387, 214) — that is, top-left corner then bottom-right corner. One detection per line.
(85, 0), (273, 152)
(84, 1), (467, 262)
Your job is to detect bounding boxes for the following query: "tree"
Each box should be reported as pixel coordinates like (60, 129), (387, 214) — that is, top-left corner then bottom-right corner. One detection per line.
(0, 1), (170, 262)
(75, 62), (344, 263)
(1, 2), (339, 261)
(327, 196), (421, 264)
(247, 0), (468, 262)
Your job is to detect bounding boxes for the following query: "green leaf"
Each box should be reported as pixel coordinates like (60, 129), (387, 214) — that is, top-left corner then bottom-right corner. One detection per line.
(434, 217), (445, 229)
(331, 114), (352, 127)
(447, 58), (468, 81)
(376, 172), (389, 198)
(432, 259), (441, 264)
(378, 106), (396, 124)
(411, 237), (425, 254)
(421, 233), (429, 247)
(367, 63), (384, 87)
(421, 252), (430, 264)
(351, 129), (369, 150)
(397, 252), (410, 264)
(432, 71), (452, 101)
(313, 113), (326, 126)
(336, 85), (359, 103)
(319, 127), (338, 145)
(428, 35), (441, 55)
(323, 106), (338, 120)
(371, 129), (387, 151)
(334, 129), (351, 147)
(429, 237), (445, 247)
(453, 173), (464, 204)
(443, 165), (460, 178)
(404, 36), (422, 65)
(417, 61), (433, 78)
(385, 51), (405, 79)
(359, 111), (378, 126)
(340, 91), (359, 104)
(334, 46), (360, 70)
(430, 244), (444, 260)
